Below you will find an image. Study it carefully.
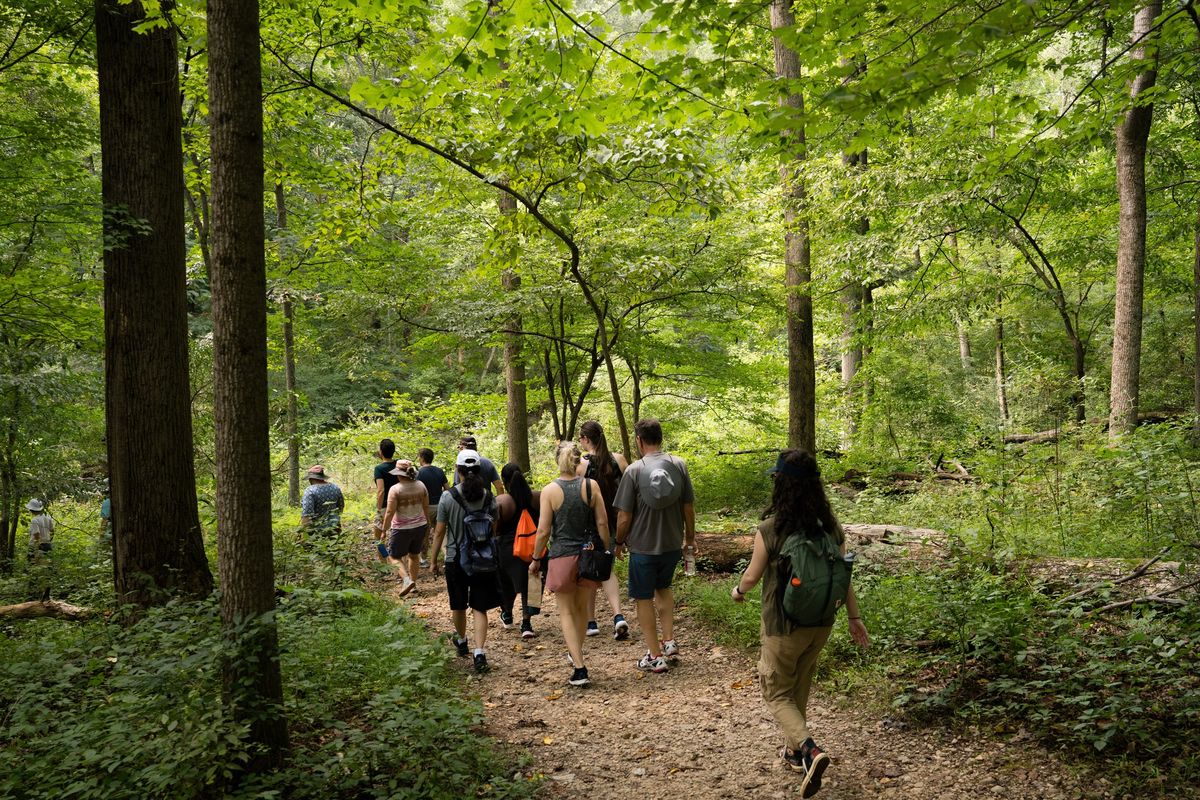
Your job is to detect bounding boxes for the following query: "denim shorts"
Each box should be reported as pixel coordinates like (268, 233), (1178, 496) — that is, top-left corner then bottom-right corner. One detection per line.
(627, 550), (682, 600)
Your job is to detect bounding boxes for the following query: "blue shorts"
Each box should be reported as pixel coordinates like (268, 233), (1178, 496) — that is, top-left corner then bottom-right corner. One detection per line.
(627, 550), (682, 600)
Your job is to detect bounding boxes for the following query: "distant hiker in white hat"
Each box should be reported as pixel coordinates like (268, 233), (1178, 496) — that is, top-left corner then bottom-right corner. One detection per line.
(27, 499), (54, 558)
(300, 465), (344, 536)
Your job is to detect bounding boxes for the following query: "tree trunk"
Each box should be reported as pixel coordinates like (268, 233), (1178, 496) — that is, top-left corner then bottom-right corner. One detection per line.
(1109, 1), (1161, 437)
(542, 348), (563, 440)
(208, 0), (289, 768)
(275, 183), (300, 506)
(995, 289), (1010, 424)
(0, 386), (18, 570)
(502, 266), (530, 474)
(1193, 200), (1199, 445)
(947, 233), (972, 370)
(771, 0), (816, 454)
(840, 144), (867, 446)
(95, 0), (213, 608)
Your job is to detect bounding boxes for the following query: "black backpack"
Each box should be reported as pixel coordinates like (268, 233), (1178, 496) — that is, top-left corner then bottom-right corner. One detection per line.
(450, 488), (498, 576)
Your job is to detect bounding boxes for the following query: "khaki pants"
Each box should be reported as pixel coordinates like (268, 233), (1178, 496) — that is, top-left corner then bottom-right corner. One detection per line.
(758, 625), (832, 749)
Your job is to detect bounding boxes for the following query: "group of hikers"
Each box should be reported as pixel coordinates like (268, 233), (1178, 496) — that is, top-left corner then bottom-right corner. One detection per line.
(301, 417), (870, 798)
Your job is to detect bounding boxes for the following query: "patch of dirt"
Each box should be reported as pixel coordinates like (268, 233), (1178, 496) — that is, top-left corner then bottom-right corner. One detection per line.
(393, 561), (1105, 800)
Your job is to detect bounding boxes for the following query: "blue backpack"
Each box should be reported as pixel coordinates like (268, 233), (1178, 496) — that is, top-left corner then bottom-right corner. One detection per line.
(450, 488), (498, 576)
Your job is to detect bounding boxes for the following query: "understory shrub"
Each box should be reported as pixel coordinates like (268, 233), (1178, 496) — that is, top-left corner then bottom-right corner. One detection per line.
(0, 592), (533, 800)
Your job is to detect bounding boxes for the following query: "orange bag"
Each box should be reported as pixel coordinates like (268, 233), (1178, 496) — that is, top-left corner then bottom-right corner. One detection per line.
(513, 509), (537, 561)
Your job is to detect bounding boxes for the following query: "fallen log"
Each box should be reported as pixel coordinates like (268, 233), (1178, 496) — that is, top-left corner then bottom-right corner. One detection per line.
(0, 599), (94, 620)
(1003, 411), (1183, 445)
(693, 523), (946, 572)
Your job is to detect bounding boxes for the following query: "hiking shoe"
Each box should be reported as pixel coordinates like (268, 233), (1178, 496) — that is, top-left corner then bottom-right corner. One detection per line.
(797, 739), (830, 798)
(500, 611), (514, 629)
(661, 639), (679, 658)
(419, 556), (429, 568)
(613, 614), (629, 640)
(398, 577), (415, 597)
(637, 652), (669, 673)
(586, 620), (600, 637)
(454, 636), (469, 658)
(568, 666), (590, 687)
(520, 619), (536, 639)
(473, 653), (490, 674)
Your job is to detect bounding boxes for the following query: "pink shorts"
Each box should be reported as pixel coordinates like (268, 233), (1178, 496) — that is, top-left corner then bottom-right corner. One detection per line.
(545, 554), (601, 594)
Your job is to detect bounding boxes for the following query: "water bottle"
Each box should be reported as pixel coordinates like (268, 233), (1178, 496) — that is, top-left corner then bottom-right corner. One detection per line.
(683, 545), (697, 577)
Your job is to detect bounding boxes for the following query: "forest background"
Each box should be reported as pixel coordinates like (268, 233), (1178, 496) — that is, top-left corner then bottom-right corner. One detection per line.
(1, 0), (1199, 796)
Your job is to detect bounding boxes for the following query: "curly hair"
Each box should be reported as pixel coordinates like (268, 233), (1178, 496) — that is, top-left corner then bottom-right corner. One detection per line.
(761, 449), (841, 540)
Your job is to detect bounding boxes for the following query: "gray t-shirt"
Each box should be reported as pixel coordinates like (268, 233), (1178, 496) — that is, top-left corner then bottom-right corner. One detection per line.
(437, 488), (494, 562)
(613, 451), (694, 555)
(452, 456), (501, 488)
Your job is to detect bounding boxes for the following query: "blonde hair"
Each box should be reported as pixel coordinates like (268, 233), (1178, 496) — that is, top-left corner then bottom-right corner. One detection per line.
(556, 440), (581, 474)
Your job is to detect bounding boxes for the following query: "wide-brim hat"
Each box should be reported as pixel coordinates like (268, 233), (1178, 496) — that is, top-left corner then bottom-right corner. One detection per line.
(306, 465), (329, 481)
(390, 459), (416, 478)
(26, 499), (44, 512)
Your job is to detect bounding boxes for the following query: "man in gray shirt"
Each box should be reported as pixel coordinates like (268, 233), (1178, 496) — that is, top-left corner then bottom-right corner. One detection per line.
(613, 418), (697, 674)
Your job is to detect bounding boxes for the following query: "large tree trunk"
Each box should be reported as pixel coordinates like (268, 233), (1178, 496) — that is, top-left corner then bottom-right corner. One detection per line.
(1109, 2), (1161, 437)
(771, 0), (816, 454)
(0, 387), (18, 570)
(208, 0), (289, 769)
(95, 0), (213, 608)
(275, 183), (300, 506)
(502, 266), (530, 474)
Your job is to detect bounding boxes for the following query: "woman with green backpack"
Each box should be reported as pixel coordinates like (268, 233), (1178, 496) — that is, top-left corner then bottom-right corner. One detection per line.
(730, 449), (870, 799)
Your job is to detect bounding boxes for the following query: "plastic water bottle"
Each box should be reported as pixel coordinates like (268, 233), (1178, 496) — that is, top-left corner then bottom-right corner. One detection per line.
(683, 545), (697, 576)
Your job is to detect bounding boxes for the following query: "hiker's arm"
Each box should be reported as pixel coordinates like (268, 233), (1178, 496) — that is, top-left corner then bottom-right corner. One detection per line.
(683, 502), (697, 555)
(731, 530), (768, 603)
(843, 540), (870, 648)
(613, 510), (633, 559)
(588, 479), (610, 548)
(430, 521), (447, 575)
(381, 490), (397, 535)
(491, 478), (504, 496)
(528, 489), (554, 574)
(375, 477), (386, 511)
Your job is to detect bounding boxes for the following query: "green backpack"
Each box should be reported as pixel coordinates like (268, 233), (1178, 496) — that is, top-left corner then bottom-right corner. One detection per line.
(779, 529), (854, 627)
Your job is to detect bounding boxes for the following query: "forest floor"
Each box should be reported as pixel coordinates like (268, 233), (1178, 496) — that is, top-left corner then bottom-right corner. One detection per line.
(384, 555), (1112, 800)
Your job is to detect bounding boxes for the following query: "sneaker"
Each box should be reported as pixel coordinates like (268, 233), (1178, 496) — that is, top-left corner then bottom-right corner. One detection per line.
(473, 653), (490, 673)
(500, 611), (514, 629)
(454, 636), (469, 658)
(797, 739), (830, 798)
(419, 556), (429, 568)
(586, 620), (600, 637)
(568, 666), (590, 686)
(613, 614), (629, 640)
(521, 619), (536, 640)
(398, 577), (415, 597)
(661, 639), (679, 658)
(637, 651), (669, 673)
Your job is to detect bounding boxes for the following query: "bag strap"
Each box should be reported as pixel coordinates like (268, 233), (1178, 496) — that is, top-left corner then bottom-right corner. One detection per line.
(449, 487), (467, 511)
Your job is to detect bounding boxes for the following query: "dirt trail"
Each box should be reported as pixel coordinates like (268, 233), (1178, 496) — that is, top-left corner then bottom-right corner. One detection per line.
(398, 575), (1099, 800)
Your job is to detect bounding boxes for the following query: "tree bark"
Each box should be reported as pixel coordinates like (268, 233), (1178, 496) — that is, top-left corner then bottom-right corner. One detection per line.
(95, 0), (213, 608)
(840, 144), (867, 446)
(208, 0), (289, 768)
(771, 0), (816, 454)
(1109, 1), (1161, 437)
(502, 266), (530, 473)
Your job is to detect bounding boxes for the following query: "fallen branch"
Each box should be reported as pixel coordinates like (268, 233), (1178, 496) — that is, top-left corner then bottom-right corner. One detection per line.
(0, 599), (94, 620)
(1087, 577), (1200, 616)
(1056, 546), (1171, 605)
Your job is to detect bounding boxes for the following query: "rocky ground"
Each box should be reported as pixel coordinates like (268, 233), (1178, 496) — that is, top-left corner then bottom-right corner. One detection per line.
(396, 568), (1106, 800)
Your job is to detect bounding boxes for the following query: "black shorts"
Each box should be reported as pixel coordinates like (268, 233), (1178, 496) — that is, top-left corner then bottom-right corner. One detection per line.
(388, 524), (427, 557)
(444, 560), (501, 612)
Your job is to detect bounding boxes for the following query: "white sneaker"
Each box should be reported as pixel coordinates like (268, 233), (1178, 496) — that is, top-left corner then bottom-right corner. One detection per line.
(637, 651), (668, 673)
(661, 639), (679, 658)
(398, 577), (415, 597)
